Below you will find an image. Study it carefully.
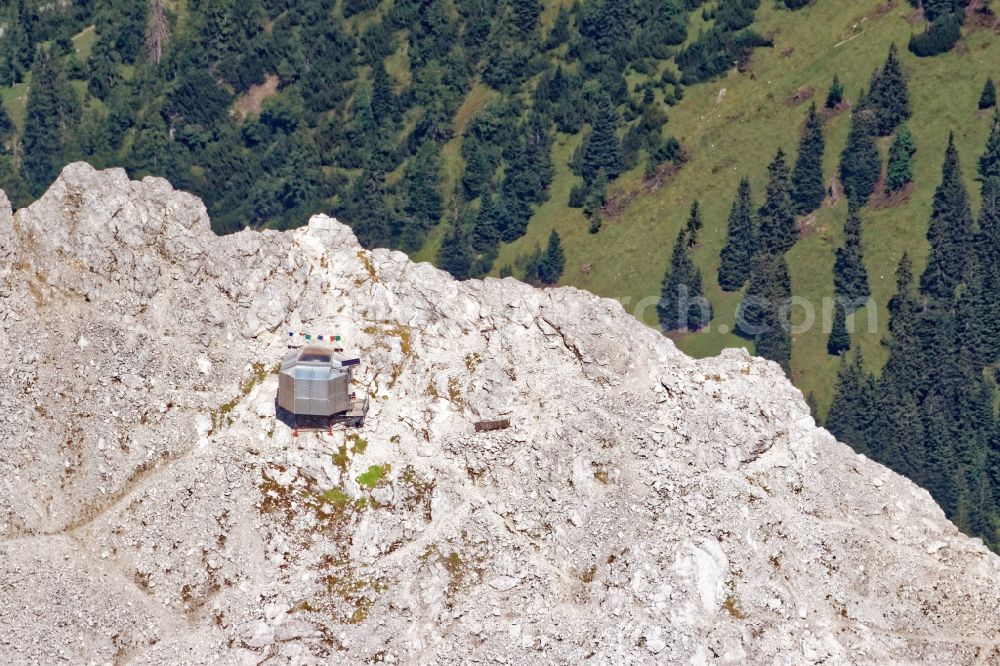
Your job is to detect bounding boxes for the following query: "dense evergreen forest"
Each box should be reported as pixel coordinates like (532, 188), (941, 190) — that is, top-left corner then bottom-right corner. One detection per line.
(823, 116), (1000, 551)
(1, 0), (999, 548)
(0, 0), (757, 284)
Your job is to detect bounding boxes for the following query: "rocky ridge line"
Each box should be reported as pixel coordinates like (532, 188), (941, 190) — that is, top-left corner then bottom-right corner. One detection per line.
(0, 163), (998, 664)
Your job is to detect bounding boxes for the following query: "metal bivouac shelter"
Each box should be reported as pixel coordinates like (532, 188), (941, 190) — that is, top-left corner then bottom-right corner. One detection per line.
(277, 344), (368, 431)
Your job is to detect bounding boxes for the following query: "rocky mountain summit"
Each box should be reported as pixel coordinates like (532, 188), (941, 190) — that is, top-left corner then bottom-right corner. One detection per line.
(1, 164), (999, 665)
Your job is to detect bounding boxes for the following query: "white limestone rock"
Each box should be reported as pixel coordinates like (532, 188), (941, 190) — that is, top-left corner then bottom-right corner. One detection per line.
(0, 163), (997, 665)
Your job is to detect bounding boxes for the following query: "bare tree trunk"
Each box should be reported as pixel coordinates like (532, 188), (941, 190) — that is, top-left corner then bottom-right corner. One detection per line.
(145, 0), (169, 65)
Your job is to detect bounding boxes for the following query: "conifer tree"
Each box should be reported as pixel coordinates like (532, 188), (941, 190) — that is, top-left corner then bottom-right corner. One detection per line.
(341, 87), (378, 166)
(908, 10), (963, 58)
(977, 178), (1000, 304)
(886, 125), (915, 192)
(873, 389), (926, 484)
(919, 0), (966, 23)
(825, 74), (843, 109)
(791, 103), (826, 215)
(922, 391), (960, 516)
(979, 77), (997, 110)
(100, 0), (148, 64)
(498, 190), (531, 242)
(685, 200), (702, 246)
(873, 260), (929, 452)
(0, 0), (34, 85)
(461, 139), (498, 200)
(22, 48), (81, 196)
(758, 148), (798, 255)
(868, 253), (927, 475)
(827, 301), (850, 355)
(346, 160), (390, 247)
(437, 220), (474, 280)
(0, 99), (13, 150)
(825, 351), (876, 456)
(511, 0), (543, 38)
(502, 112), (554, 208)
(584, 168), (608, 227)
(548, 66), (584, 133)
(537, 230), (565, 285)
(658, 228), (711, 331)
(881, 253), (925, 398)
(492, 195), (514, 244)
(545, 6), (570, 47)
(738, 253), (778, 335)
(952, 363), (994, 472)
(920, 134), (974, 299)
(833, 206), (871, 311)
(916, 292), (994, 525)
(585, 0), (635, 54)
(580, 103), (624, 184)
(399, 140), (443, 251)
(806, 392), (820, 422)
(888, 251), (914, 316)
(754, 254), (792, 372)
(473, 192), (501, 252)
(839, 105), (880, 207)
(965, 474), (997, 545)
(990, 426), (1000, 516)
(738, 253), (792, 373)
(87, 35), (123, 101)
(282, 130), (326, 212)
(755, 316), (792, 374)
(979, 110), (1000, 183)
(0, 154), (30, 207)
(855, 87), (868, 113)
(371, 60), (395, 125)
(127, 108), (177, 179)
(956, 255), (993, 369)
(718, 178), (756, 291)
(866, 43), (911, 136)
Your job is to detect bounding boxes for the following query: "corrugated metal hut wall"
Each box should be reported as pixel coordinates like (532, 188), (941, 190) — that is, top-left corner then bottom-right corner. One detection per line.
(326, 371), (351, 414)
(278, 370), (296, 413)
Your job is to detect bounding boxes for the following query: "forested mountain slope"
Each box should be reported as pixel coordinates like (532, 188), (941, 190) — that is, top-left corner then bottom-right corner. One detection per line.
(1, 0), (999, 547)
